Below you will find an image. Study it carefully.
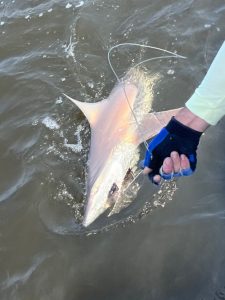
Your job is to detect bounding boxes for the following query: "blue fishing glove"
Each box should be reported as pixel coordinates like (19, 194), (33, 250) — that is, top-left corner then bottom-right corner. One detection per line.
(142, 117), (202, 182)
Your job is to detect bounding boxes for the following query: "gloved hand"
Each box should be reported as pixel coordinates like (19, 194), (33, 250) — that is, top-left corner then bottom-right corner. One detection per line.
(141, 117), (202, 183)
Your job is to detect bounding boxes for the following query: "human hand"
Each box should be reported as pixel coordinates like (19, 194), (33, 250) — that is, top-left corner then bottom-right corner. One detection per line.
(141, 107), (208, 184)
(143, 151), (192, 184)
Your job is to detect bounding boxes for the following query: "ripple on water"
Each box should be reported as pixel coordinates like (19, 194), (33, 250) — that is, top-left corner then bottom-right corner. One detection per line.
(0, 254), (50, 290)
(38, 161), (178, 236)
(0, 168), (35, 203)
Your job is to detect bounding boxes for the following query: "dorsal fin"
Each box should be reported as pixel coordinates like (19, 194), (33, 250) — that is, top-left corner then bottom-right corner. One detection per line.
(63, 93), (108, 127)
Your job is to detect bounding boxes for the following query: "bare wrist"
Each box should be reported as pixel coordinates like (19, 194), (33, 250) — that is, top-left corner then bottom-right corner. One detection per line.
(174, 107), (210, 132)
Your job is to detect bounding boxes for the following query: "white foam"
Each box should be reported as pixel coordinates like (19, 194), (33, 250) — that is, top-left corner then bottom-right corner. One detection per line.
(76, 1), (84, 7)
(87, 81), (94, 88)
(46, 144), (65, 160)
(64, 143), (82, 152)
(55, 96), (63, 104)
(48, 8), (53, 13)
(66, 3), (72, 9)
(42, 116), (60, 130)
(167, 69), (175, 75)
(64, 36), (76, 61)
(0, 21), (5, 26)
(64, 125), (83, 153)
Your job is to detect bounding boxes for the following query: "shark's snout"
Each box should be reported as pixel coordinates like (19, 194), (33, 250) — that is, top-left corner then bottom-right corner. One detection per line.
(81, 189), (107, 227)
(82, 203), (108, 227)
(82, 181), (120, 227)
(82, 216), (93, 227)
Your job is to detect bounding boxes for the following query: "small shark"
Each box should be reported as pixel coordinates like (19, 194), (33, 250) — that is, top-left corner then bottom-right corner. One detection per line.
(64, 69), (181, 227)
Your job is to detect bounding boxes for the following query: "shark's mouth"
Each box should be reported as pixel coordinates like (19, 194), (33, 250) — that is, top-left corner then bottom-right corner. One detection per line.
(107, 168), (137, 217)
(108, 168), (133, 202)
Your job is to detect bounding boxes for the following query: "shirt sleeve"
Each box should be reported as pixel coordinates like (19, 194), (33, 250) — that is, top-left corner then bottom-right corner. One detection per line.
(185, 41), (225, 125)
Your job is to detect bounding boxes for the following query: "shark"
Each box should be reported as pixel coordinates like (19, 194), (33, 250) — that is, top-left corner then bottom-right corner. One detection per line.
(64, 68), (181, 227)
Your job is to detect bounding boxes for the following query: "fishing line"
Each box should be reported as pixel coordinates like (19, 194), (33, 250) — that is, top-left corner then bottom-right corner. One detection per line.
(123, 169), (143, 192)
(107, 42), (187, 185)
(108, 43), (187, 81)
(108, 42), (187, 151)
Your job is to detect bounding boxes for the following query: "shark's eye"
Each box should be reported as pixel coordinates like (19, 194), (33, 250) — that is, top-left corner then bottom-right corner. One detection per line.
(108, 183), (119, 197)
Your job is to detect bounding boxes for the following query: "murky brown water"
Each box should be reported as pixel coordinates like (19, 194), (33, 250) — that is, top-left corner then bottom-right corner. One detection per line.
(1, 0), (225, 299)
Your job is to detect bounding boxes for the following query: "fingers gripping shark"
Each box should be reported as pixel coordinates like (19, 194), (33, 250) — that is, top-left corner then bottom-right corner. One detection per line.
(64, 69), (181, 227)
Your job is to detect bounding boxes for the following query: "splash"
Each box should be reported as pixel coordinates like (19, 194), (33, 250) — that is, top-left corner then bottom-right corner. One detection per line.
(64, 125), (83, 153)
(64, 35), (76, 61)
(42, 116), (60, 130)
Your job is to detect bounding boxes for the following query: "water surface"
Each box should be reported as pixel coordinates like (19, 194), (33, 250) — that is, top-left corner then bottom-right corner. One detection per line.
(0, 0), (225, 299)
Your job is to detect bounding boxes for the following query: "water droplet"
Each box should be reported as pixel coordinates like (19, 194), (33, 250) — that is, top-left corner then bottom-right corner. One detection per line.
(32, 120), (39, 126)
(167, 69), (175, 75)
(56, 97), (63, 104)
(87, 81), (94, 88)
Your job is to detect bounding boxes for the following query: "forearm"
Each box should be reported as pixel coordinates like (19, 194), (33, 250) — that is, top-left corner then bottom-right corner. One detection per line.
(174, 107), (210, 132)
(185, 41), (225, 125)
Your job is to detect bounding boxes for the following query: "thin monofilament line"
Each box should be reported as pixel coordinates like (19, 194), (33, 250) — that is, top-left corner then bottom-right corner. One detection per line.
(108, 42), (187, 81)
(123, 169), (143, 192)
(107, 42), (187, 151)
(121, 55), (184, 150)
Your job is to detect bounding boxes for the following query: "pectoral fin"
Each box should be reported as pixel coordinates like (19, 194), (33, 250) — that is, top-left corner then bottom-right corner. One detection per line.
(136, 107), (182, 144)
(63, 93), (108, 127)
